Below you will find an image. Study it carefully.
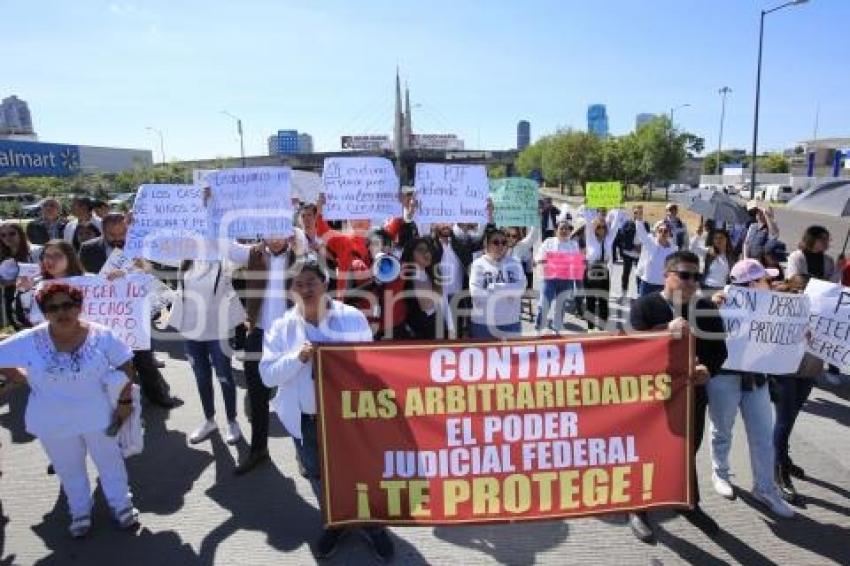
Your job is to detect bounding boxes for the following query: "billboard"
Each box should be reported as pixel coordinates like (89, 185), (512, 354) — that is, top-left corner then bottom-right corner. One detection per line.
(341, 135), (391, 151)
(0, 139), (80, 176)
(410, 134), (464, 150)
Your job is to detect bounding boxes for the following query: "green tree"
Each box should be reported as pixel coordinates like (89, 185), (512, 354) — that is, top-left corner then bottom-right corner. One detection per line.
(487, 164), (507, 179)
(542, 129), (603, 195)
(759, 153), (790, 173)
(702, 151), (736, 174)
(515, 135), (550, 178)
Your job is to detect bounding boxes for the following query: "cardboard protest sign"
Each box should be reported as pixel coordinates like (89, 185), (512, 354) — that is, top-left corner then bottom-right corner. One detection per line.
(292, 170), (323, 204)
(322, 157), (401, 220)
(543, 252), (585, 280)
(586, 182), (623, 208)
(316, 332), (694, 526)
(805, 279), (850, 373)
(30, 274), (155, 350)
(720, 287), (810, 374)
(414, 164), (489, 226)
(206, 167), (293, 238)
(125, 184), (215, 262)
(489, 177), (539, 227)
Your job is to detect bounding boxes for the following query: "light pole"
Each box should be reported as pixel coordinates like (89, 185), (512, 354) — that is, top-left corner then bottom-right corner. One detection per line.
(145, 126), (165, 164)
(669, 103), (691, 124)
(749, 0), (810, 197)
(716, 87), (732, 176)
(221, 110), (246, 167)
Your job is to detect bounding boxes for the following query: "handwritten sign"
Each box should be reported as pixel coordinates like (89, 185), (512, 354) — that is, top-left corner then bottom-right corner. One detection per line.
(414, 164), (489, 225)
(489, 177), (539, 227)
(193, 169), (216, 186)
(586, 182), (623, 208)
(543, 252), (585, 280)
(126, 184), (214, 262)
(206, 167), (293, 238)
(31, 274), (155, 350)
(720, 287), (810, 374)
(321, 157), (401, 220)
(805, 279), (850, 373)
(292, 170), (323, 204)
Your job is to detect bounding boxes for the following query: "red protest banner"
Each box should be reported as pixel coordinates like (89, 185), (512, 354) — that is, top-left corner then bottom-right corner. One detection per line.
(316, 331), (694, 527)
(543, 251), (585, 280)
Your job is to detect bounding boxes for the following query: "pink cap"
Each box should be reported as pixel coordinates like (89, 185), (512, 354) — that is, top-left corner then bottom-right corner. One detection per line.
(730, 258), (780, 284)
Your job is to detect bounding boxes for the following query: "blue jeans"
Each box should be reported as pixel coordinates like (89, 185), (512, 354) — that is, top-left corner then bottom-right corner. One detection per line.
(536, 279), (577, 331)
(470, 322), (521, 339)
(294, 415), (321, 499)
(707, 373), (775, 491)
(772, 376), (814, 468)
(184, 339), (237, 421)
(637, 278), (664, 297)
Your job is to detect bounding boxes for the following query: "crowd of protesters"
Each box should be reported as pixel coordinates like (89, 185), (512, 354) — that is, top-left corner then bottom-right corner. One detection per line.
(0, 189), (847, 560)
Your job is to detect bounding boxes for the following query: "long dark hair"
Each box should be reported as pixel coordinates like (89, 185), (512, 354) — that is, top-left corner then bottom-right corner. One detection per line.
(0, 222), (32, 262)
(41, 239), (84, 279)
(799, 225), (830, 253)
(401, 237), (440, 290)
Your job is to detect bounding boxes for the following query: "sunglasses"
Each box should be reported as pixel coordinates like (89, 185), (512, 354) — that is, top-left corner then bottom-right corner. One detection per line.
(670, 270), (700, 281)
(43, 301), (81, 314)
(0, 231), (18, 238)
(489, 239), (508, 247)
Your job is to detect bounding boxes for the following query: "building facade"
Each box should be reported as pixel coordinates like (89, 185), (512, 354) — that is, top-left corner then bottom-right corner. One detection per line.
(0, 139), (151, 177)
(0, 96), (35, 137)
(268, 129), (313, 155)
(517, 120), (530, 150)
(587, 104), (609, 138)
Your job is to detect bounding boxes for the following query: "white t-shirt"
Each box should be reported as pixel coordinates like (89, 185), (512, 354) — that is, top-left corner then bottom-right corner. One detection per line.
(635, 221), (677, 285)
(469, 255), (526, 326)
(0, 323), (131, 438)
(437, 239), (463, 297)
(536, 237), (580, 261)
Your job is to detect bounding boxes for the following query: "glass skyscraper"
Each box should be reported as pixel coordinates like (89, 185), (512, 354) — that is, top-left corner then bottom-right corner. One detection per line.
(587, 104), (609, 138)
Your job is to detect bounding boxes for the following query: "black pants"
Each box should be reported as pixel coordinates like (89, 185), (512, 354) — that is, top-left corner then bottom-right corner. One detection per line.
(621, 255), (637, 295)
(583, 263), (610, 330)
(244, 327), (270, 454)
(133, 349), (171, 402)
(693, 384), (708, 504)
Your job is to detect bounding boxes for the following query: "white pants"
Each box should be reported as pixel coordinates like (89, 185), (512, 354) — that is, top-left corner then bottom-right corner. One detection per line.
(40, 430), (132, 519)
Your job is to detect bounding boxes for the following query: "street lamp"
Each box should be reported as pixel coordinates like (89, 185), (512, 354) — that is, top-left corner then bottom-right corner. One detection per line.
(145, 126), (165, 164)
(749, 0), (810, 197)
(221, 110), (246, 167)
(669, 103), (691, 123)
(716, 87), (732, 176)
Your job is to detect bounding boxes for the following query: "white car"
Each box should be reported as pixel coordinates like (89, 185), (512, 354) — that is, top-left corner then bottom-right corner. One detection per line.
(757, 185), (795, 203)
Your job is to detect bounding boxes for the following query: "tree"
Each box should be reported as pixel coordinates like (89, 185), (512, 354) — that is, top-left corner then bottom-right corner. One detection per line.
(541, 129), (603, 195)
(486, 164), (507, 179)
(515, 135), (550, 178)
(703, 151), (736, 174)
(759, 153), (790, 173)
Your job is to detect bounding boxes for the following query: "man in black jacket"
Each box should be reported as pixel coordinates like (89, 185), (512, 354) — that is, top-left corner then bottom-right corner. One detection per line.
(627, 250), (727, 543)
(79, 213), (180, 409)
(539, 197), (561, 240)
(25, 198), (67, 245)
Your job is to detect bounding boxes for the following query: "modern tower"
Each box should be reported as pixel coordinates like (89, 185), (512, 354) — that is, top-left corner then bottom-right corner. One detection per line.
(517, 120), (531, 150)
(0, 95), (34, 136)
(587, 104), (609, 138)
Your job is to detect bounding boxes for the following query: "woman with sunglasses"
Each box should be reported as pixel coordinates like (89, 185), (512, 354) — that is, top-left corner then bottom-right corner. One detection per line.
(469, 227), (526, 339)
(583, 208), (625, 330)
(634, 208), (678, 297)
(690, 226), (737, 292)
(0, 222), (42, 328)
(401, 237), (451, 339)
(535, 218), (581, 331)
(707, 259), (795, 519)
(0, 283), (140, 538)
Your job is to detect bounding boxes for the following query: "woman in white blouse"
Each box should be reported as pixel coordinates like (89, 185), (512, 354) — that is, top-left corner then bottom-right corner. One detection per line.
(583, 209), (625, 330)
(468, 228), (527, 339)
(690, 227), (737, 291)
(535, 219), (581, 331)
(0, 283), (139, 538)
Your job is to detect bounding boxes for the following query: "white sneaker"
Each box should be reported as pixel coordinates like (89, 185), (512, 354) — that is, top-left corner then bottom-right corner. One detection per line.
(225, 420), (242, 445)
(712, 473), (735, 499)
(752, 487), (795, 518)
(189, 419), (217, 444)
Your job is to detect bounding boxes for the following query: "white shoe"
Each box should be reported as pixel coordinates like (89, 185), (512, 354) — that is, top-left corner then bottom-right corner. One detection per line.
(752, 487), (795, 518)
(712, 473), (735, 499)
(189, 419), (217, 444)
(225, 420), (242, 445)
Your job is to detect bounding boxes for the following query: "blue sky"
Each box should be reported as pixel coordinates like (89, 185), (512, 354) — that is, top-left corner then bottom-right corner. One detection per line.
(4, 0), (848, 160)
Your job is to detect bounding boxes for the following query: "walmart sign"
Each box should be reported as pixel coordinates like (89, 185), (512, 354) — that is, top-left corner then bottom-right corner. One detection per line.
(0, 140), (81, 177)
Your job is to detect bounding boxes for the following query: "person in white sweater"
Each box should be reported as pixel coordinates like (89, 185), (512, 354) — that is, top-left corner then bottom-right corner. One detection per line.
(634, 208), (678, 297)
(259, 258), (395, 561)
(469, 227), (527, 339)
(535, 219), (582, 331)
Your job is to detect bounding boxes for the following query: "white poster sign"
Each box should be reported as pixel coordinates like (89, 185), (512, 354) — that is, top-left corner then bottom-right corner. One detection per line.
(413, 163), (489, 225)
(193, 169), (217, 186)
(720, 286), (810, 374)
(291, 170), (323, 204)
(805, 279), (850, 373)
(321, 157), (401, 220)
(125, 184), (214, 262)
(206, 167), (293, 238)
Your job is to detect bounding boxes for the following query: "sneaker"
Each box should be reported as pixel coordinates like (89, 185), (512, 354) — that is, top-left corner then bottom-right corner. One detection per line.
(628, 511), (654, 543)
(115, 506), (139, 529)
(224, 420), (242, 445)
(69, 515), (91, 539)
(752, 487), (795, 518)
(313, 528), (345, 560)
(776, 466), (798, 504)
(712, 472), (735, 500)
(189, 419), (217, 444)
(363, 528), (395, 562)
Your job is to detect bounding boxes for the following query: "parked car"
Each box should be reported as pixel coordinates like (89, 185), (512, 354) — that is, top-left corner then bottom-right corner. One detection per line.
(757, 184), (795, 203)
(108, 192), (137, 210)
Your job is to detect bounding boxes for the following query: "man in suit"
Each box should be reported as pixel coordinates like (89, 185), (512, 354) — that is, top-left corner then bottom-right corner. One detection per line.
(79, 213), (181, 409)
(539, 197), (561, 240)
(26, 198), (68, 245)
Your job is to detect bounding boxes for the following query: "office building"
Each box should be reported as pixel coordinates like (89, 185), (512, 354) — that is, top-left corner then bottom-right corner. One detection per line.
(0, 95), (35, 137)
(268, 129), (313, 155)
(517, 120), (531, 150)
(587, 104), (609, 138)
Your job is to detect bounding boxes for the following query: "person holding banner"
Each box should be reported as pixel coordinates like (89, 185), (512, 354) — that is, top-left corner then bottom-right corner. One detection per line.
(628, 250), (727, 542)
(707, 259), (795, 518)
(259, 258), (395, 561)
(0, 283), (140, 538)
(469, 227), (526, 339)
(535, 218), (581, 331)
(634, 208), (678, 297)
